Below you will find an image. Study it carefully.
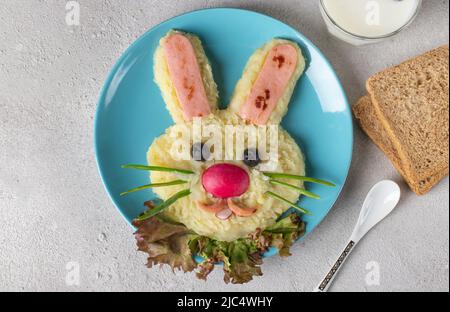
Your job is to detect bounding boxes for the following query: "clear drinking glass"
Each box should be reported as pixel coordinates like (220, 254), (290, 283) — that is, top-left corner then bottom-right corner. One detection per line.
(319, 0), (422, 46)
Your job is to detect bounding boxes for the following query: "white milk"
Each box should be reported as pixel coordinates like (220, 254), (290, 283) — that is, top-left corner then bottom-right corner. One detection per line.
(320, 0), (421, 45)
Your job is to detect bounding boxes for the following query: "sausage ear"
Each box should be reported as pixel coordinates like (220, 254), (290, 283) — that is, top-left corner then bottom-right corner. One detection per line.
(154, 31), (219, 124)
(228, 39), (305, 125)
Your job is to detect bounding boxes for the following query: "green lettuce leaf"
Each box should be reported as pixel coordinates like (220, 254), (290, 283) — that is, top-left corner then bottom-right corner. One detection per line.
(132, 201), (197, 272)
(133, 206), (306, 284)
(264, 213), (306, 257)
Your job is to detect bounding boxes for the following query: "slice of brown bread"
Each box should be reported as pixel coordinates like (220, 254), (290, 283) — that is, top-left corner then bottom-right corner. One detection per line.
(353, 96), (407, 178)
(353, 96), (448, 194)
(366, 45), (449, 195)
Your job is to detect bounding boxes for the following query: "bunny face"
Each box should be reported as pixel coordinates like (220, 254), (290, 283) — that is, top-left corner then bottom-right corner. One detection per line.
(148, 31), (306, 241)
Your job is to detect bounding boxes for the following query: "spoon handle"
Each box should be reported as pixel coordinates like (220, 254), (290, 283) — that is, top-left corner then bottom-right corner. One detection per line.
(313, 240), (357, 292)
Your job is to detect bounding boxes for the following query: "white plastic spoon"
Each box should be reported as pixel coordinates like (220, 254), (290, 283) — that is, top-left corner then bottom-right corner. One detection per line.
(313, 180), (401, 292)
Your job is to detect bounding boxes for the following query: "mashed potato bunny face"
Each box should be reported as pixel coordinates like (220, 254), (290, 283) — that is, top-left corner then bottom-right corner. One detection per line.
(129, 31), (310, 241)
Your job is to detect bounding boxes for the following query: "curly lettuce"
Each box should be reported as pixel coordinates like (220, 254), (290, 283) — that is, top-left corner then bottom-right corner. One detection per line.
(133, 201), (306, 284)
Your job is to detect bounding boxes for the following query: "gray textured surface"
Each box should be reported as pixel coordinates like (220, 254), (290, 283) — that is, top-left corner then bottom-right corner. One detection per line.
(0, 0), (448, 292)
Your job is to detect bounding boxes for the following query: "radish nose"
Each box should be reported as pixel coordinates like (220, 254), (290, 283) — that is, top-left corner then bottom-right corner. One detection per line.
(202, 164), (250, 198)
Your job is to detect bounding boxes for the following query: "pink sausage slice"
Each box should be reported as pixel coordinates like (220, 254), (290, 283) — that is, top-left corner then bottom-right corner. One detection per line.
(163, 34), (211, 121)
(196, 200), (227, 214)
(227, 199), (257, 217)
(239, 44), (298, 125)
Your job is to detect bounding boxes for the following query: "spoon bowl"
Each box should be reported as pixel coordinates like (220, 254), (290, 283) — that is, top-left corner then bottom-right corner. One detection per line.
(351, 180), (401, 242)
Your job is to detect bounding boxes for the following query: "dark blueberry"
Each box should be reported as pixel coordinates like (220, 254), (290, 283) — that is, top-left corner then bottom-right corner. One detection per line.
(243, 148), (260, 167)
(191, 142), (210, 161)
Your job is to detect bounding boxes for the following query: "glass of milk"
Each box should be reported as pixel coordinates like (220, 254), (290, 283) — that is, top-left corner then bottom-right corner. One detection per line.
(319, 0), (422, 45)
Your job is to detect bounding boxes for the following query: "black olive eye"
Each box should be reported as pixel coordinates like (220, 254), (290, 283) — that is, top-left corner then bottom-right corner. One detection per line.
(243, 148), (260, 167)
(191, 142), (210, 162)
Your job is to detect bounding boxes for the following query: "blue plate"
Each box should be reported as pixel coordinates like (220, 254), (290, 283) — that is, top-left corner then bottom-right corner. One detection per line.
(95, 8), (353, 256)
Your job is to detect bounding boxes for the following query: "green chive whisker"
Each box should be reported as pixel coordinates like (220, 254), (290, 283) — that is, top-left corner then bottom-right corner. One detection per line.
(120, 180), (188, 196)
(136, 189), (191, 221)
(263, 172), (336, 187)
(266, 191), (312, 215)
(269, 180), (321, 199)
(122, 164), (194, 175)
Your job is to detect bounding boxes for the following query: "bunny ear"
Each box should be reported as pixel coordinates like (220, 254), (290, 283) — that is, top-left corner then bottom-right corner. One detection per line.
(154, 31), (218, 123)
(228, 39), (305, 125)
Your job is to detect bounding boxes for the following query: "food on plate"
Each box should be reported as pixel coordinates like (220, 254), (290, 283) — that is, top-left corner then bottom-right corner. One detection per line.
(132, 207), (305, 284)
(122, 30), (334, 283)
(154, 31), (219, 123)
(228, 39), (305, 125)
(354, 45), (449, 195)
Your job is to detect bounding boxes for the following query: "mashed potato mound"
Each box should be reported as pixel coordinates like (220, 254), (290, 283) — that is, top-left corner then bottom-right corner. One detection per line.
(147, 112), (305, 242)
